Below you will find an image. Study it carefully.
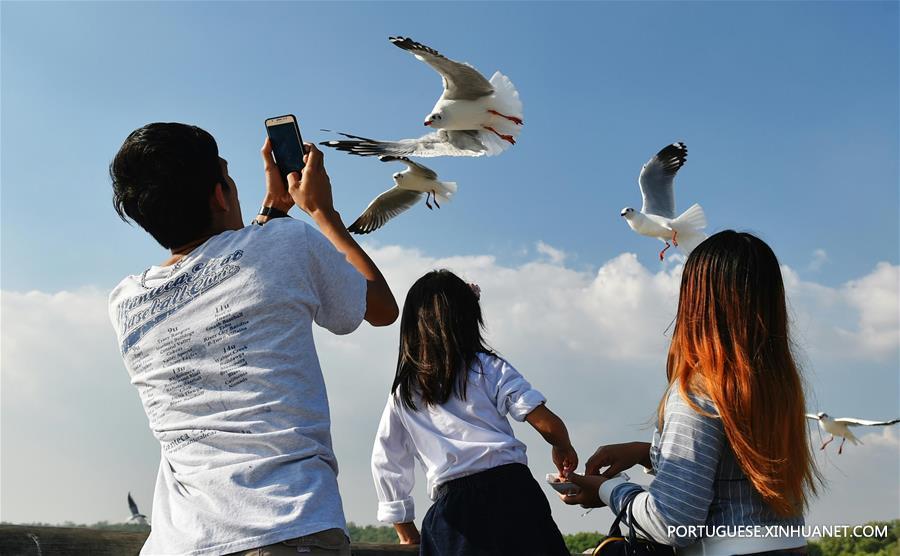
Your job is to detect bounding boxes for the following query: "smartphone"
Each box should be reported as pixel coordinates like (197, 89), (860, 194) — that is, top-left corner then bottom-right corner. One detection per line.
(264, 114), (305, 178)
(545, 473), (580, 495)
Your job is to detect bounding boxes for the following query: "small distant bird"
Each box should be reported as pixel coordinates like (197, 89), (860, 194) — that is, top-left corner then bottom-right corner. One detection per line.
(321, 36), (523, 158)
(621, 142), (707, 260)
(806, 412), (900, 454)
(127, 492), (149, 526)
(347, 156), (457, 234)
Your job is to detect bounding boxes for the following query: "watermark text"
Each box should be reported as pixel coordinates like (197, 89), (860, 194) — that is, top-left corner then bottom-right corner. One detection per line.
(666, 524), (890, 539)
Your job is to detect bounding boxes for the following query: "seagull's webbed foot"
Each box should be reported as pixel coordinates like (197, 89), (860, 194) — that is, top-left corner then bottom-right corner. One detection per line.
(659, 242), (671, 261)
(483, 125), (516, 145)
(487, 109), (524, 125)
(820, 436), (834, 450)
(432, 190), (441, 209)
(838, 438), (846, 455)
(672, 230), (679, 247)
(425, 192), (433, 210)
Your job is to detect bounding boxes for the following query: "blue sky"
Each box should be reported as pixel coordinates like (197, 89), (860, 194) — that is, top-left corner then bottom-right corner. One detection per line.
(2, 0), (898, 534)
(2, 1), (897, 291)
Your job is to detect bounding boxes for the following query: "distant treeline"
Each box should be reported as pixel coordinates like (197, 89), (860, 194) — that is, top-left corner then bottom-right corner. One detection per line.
(2, 519), (896, 554)
(0, 521), (151, 533)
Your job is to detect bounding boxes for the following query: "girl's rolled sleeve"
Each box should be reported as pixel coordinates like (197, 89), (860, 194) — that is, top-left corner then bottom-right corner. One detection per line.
(371, 397), (417, 523)
(490, 356), (546, 422)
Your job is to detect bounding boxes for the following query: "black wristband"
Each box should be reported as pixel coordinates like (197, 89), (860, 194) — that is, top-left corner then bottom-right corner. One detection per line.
(258, 206), (290, 219)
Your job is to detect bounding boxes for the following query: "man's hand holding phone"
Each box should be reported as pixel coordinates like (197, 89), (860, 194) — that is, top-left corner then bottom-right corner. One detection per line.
(260, 138), (295, 215)
(260, 116), (399, 326)
(288, 143), (335, 219)
(259, 136), (334, 219)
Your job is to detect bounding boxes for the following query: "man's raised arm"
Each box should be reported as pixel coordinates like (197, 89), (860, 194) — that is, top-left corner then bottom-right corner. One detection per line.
(260, 140), (399, 326)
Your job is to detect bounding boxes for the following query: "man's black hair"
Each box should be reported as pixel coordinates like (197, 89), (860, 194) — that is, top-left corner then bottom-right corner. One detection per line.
(110, 122), (227, 248)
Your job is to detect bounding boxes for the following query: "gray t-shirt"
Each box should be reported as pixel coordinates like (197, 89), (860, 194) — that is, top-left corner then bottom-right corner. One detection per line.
(108, 218), (367, 556)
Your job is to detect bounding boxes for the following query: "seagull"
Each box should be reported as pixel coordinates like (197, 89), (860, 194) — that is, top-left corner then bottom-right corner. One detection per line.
(320, 36), (523, 158)
(806, 412), (900, 454)
(347, 156), (457, 234)
(621, 142), (708, 261)
(127, 492), (149, 526)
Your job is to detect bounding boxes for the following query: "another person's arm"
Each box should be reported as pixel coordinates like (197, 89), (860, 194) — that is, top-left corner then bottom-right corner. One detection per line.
(371, 398), (420, 545)
(260, 140), (398, 326)
(585, 441), (652, 477)
(562, 388), (724, 547)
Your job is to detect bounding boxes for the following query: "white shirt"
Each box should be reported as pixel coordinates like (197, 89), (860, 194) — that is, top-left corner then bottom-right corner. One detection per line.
(371, 353), (546, 523)
(108, 218), (366, 556)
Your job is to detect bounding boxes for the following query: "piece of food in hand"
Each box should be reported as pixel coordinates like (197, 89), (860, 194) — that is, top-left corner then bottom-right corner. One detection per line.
(545, 473), (581, 494)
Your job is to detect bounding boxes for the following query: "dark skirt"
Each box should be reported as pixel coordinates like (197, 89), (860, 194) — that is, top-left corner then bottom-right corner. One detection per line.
(420, 463), (570, 556)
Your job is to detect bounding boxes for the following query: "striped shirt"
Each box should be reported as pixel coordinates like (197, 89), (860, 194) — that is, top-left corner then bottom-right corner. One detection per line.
(599, 382), (805, 554)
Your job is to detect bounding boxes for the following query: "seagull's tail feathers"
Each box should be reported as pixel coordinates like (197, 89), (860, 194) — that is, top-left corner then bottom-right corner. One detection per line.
(672, 203), (708, 231)
(489, 72), (523, 123)
(478, 72), (523, 156)
(670, 203), (708, 255)
(434, 181), (457, 205)
(846, 429), (862, 445)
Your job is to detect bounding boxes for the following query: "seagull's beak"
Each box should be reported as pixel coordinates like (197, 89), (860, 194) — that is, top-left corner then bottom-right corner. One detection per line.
(424, 121), (432, 127)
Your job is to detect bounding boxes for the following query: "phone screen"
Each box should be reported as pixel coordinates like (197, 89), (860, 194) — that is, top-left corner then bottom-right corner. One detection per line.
(265, 115), (305, 177)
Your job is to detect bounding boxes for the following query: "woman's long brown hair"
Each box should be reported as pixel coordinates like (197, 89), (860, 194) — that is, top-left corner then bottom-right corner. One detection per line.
(392, 270), (493, 410)
(664, 231), (820, 516)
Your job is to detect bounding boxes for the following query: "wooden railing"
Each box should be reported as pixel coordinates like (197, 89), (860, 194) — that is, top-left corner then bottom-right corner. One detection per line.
(0, 525), (419, 555)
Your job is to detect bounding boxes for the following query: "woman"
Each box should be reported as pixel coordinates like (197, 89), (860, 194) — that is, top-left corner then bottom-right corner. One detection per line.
(563, 231), (821, 555)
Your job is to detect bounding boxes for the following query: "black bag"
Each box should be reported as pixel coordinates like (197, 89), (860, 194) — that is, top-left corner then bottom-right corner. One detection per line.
(592, 492), (675, 556)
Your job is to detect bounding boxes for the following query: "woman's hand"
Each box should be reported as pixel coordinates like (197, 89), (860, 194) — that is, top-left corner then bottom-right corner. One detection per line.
(585, 442), (651, 477)
(558, 471), (607, 508)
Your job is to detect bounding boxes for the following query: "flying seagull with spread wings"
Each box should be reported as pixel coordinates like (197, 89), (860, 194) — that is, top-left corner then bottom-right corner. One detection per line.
(347, 156), (457, 234)
(806, 412), (900, 454)
(127, 492), (150, 526)
(321, 36), (523, 158)
(621, 142), (708, 260)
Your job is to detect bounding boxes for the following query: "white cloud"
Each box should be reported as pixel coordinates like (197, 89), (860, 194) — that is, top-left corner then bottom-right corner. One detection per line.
(1, 249), (897, 535)
(808, 248), (829, 272)
(807, 427), (900, 527)
(535, 241), (568, 265)
(0, 288), (160, 525)
(841, 262), (900, 356)
(782, 262), (900, 362)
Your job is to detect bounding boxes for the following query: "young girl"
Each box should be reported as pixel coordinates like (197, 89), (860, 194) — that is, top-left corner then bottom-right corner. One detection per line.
(563, 231), (820, 555)
(371, 270), (575, 556)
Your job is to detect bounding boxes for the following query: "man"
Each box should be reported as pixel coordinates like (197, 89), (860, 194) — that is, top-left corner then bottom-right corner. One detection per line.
(107, 122), (398, 555)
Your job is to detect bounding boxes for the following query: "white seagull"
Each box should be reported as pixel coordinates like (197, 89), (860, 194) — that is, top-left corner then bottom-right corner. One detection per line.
(321, 36), (523, 158)
(347, 156), (457, 234)
(806, 412), (900, 454)
(127, 492), (150, 526)
(621, 142), (708, 260)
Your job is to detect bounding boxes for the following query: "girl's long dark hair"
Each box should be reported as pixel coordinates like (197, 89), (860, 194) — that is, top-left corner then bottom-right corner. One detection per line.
(392, 270), (493, 410)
